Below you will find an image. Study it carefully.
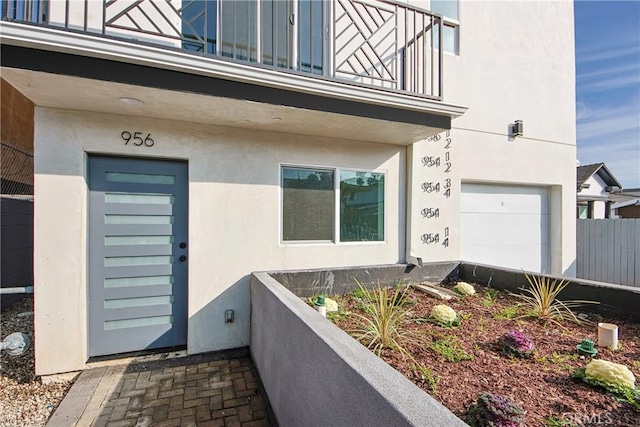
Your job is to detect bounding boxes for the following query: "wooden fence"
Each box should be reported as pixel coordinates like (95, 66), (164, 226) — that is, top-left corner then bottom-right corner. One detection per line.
(577, 219), (640, 287)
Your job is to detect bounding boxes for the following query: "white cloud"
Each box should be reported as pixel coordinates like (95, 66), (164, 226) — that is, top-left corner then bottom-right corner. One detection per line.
(576, 44), (639, 63)
(577, 100), (640, 187)
(577, 62), (640, 80)
(579, 74), (640, 93)
(577, 102), (640, 140)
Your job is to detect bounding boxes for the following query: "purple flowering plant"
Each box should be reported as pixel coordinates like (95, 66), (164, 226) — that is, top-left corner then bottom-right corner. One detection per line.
(467, 392), (526, 427)
(499, 330), (535, 359)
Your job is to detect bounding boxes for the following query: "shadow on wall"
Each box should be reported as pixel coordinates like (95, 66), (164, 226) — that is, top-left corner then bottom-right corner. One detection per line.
(564, 259), (577, 278)
(188, 276), (251, 354)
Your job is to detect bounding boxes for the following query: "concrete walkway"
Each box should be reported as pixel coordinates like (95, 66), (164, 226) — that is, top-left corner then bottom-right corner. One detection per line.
(47, 349), (271, 427)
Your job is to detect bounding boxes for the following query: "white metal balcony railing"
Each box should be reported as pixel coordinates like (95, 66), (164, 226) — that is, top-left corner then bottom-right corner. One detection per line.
(1, 0), (444, 100)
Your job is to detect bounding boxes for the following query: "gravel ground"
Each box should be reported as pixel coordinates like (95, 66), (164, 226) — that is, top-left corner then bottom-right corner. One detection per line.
(1, 296), (73, 426)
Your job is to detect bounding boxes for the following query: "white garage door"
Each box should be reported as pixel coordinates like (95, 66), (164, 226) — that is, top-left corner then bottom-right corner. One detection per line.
(460, 184), (550, 273)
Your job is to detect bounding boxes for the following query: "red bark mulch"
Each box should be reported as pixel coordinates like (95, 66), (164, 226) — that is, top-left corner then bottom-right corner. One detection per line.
(329, 284), (640, 427)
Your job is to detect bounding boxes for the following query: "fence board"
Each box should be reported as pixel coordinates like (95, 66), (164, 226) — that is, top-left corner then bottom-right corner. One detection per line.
(628, 220), (636, 285)
(577, 219), (640, 287)
(576, 221), (585, 278)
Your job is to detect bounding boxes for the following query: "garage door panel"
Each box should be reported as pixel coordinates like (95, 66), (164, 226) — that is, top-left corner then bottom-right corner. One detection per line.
(461, 243), (549, 272)
(461, 213), (549, 246)
(461, 184), (550, 273)
(461, 186), (549, 215)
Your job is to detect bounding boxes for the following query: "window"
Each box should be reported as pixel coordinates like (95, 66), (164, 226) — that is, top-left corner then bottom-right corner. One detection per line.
(282, 166), (385, 243)
(340, 171), (384, 242)
(577, 204), (588, 219)
(430, 0), (459, 54)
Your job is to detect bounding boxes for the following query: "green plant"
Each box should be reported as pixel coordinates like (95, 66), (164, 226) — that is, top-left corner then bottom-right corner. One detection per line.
(413, 364), (439, 392)
(453, 282), (476, 296)
(514, 272), (597, 325)
(429, 337), (474, 363)
(499, 330), (535, 358)
(481, 289), (499, 307)
(466, 392), (526, 427)
(351, 287), (369, 300)
(348, 280), (418, 357)
(476, 318), (486, 333)
(494, 305), (519, 320)
(326, 309), (349, 322)
(543, 416), (577, 427)
(573, 364), (640, 411)
(550, 352), (579, 371)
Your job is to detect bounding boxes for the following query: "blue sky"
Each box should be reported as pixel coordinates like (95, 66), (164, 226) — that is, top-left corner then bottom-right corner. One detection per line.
(574, 0), (640, 188)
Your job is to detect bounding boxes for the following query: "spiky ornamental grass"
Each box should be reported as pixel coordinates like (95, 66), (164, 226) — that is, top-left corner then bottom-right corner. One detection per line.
(467, 392), (526, 427)
(348, 280), (419, 357)
(514, 272), (597, 326)
(499, 330), (535, 359)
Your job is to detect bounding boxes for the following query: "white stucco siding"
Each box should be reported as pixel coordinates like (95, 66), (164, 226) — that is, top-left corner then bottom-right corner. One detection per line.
(33, 107), (405, 375)
(444, 1), (576, 144)
(406, 1), (576, 276)
(579, 174), (608, 219)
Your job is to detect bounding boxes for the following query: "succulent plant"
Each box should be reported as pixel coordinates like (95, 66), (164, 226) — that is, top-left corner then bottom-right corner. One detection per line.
(499, 330), (535, 359)
(430, 304), (457, 325)
(585, 359), (636, 390)
(573, 360), (640, 411)
(467, 392), (526, 427)
(325, 297), (339, 312)
(453, 281), (476, 296)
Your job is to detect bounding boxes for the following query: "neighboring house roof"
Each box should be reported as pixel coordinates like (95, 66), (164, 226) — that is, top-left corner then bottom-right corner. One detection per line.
(576, 163), (623, 192)
(621, 187), (640, 197)
(612, 198), (640, 210)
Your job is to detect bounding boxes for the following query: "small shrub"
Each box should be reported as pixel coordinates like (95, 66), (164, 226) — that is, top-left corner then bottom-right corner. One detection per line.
(499, 330), (535, 359)
(325, 297), (339, 312)
(573, 360), (639, 410)
(429, 337), (474, 363)
(467, 392), (526, 427)
(429, 304), (459, 327)
(453, 281), (476, 296)
(515, 272), (597, 325)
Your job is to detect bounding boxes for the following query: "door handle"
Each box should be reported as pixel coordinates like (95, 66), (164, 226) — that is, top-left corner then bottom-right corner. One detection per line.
(179, 255), (187, 262)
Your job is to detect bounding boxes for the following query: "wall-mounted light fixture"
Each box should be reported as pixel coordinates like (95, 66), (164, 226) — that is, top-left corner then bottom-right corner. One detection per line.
(512, 120), (524, 137)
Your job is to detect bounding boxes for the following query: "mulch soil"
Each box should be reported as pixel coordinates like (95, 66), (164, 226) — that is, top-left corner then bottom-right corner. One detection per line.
(330, 284), (640, 427)
(1, 296), (73, 426)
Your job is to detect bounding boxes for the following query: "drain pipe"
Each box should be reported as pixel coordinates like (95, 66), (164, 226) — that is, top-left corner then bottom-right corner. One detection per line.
(405, 144), (423, 268)
(0, 286), (34, 294)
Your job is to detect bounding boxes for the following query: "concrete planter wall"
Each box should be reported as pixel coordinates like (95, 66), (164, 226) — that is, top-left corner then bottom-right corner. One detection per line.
(459, 263), (640, 321)
(250, 271), (467, 427)
(251, 262), (640, 426)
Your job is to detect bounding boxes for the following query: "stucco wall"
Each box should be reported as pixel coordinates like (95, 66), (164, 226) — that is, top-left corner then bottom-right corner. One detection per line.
(406, 0), (576, 276)
(250, 272), (467, 427)
(33, 107), (405, 375)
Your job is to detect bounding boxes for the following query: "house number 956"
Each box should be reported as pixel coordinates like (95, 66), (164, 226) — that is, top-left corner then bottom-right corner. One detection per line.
(121, 131), (154, 147)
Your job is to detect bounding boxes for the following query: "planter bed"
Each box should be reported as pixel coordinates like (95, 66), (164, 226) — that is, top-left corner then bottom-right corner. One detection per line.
(327, 281), (640, 426)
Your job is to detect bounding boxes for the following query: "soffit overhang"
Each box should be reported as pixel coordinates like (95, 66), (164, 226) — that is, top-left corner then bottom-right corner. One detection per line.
(1, 23), (467, 145)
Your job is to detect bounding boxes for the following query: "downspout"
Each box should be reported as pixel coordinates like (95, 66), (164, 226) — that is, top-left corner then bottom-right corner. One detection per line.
(405, 144), (423, 267)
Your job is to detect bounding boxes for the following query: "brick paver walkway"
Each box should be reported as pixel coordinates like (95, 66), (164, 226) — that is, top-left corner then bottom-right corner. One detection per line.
(47, 350), (271, 427)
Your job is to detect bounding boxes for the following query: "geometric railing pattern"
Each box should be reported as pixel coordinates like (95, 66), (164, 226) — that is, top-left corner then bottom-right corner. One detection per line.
(2, 0), (443, 100)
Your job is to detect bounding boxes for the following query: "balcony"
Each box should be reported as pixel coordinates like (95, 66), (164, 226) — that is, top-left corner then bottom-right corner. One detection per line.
(2, 0), (448, 98)
(1, 0), (466, 144)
